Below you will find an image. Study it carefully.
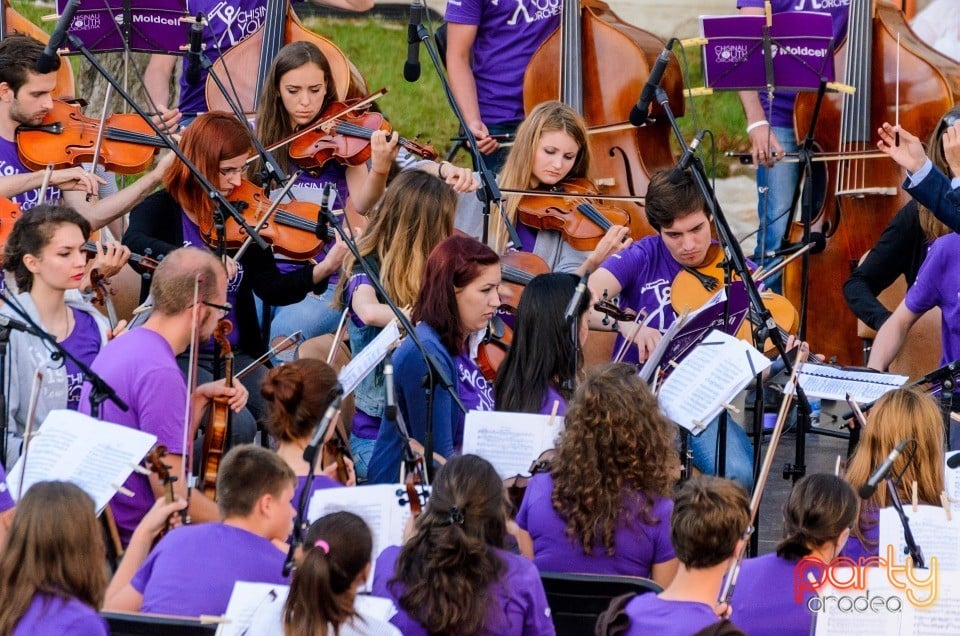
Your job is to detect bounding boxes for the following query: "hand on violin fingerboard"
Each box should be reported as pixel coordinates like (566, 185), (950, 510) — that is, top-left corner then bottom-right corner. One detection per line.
(620, 324), (662, 363)
(322, 455), (357, 486)
(193, 379), (249, 415)
(88, 242), (131, 279)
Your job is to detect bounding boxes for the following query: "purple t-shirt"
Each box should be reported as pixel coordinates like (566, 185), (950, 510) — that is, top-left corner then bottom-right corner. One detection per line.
(538, 385), (567, 416)
(623, 594), (727, 636)
(79, 328), (187, 545)
(372, 544), (556, 635)
(133, 522), (289, 616)
(456, 350), (496, 413)
(291, 473), (342, 509)
(840, 505), (879, 561)
(737, 0), (850, 127)
(0, 137), (60, 210)
(444, 0), (560, 125)
(13, 594), (108, 636)
(0, 462), (14, 512)
(730, 553), (815, 636)
(61, 308), (103, 412)
(905, 232), (960, 365)
(516, 473), (674, 577)
(598, 235), (684, 365)
(180, 213), (242, 348)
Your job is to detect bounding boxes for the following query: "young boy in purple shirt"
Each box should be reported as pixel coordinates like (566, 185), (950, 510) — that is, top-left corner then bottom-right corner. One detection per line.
(612, 477), (750, 636)
(586, 169), (755, 490)
(104, 445), (296, 617)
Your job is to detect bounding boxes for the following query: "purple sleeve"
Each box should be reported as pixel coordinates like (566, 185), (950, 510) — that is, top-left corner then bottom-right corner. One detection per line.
(0, 463), (14, 512)
(599, 242), (646, 291)
(130, 544), (161, 594)
(134, 367), (187, 455)
(904, 239), (943, 315)
(512, 556), (556, 636)
(445, 0), (481, 26)
(651, 497), (676, 564)
(371, 546), (401, 599)
(515, 472), (549, 532)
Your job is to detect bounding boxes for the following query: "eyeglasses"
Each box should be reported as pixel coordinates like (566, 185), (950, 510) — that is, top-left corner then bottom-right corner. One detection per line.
(218, 166), (244, 177)
(202, 300), (232, 317)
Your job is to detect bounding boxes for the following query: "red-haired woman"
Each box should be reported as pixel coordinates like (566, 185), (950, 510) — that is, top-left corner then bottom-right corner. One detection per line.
(367, 235), (500, 484)
(122, 112), (348, 443)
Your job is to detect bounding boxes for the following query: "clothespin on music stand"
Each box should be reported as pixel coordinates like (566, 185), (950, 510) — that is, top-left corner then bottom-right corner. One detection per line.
(722, 402), (741, 415)
(111, 484), (135, 498)
(941, 492), (952, 521)
(547, 400), (560, 428)
(691, 419), (708, 434)
(130, 462), (151, 476)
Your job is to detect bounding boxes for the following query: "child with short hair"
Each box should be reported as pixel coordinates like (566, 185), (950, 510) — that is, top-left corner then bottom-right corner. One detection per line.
(104, 445), (297, 617)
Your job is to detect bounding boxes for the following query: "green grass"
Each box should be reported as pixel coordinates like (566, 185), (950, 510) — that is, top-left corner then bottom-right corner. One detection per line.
(11, 4), (749, 176)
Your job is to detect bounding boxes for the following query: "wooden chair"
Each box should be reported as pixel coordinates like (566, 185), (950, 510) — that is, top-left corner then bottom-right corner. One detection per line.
(540, 571), (662, 636)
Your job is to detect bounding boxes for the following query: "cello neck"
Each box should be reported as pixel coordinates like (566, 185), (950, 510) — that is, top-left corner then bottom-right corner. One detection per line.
(256, 0), (289, 112)
(559, 0), (583, 112)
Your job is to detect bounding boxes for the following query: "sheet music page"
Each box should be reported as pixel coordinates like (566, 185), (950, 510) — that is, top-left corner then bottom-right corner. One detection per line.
(945, 452), (960, 511)
(307, 484), (419, 591)
(657, 330), (770, 435)
(878, 505), (960, 570)
(462, 411), (564, 479)
(638, 310), (688, 383)
(6, 410), (157, 512)
(217, 582), (288, 636)
(339, 321), (401, 397)
(798, 364), (907, 402)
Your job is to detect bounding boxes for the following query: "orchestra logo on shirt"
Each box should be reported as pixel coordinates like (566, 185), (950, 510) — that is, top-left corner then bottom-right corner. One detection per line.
(507, 0), (560, 26)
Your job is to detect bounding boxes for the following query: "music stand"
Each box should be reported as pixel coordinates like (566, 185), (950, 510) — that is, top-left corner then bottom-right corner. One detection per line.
(55, 0), (188, 55)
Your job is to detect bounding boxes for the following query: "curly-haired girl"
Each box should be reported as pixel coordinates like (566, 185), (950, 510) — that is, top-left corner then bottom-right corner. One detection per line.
(372, 454), (555, 635)
(516, 363), (679, 585)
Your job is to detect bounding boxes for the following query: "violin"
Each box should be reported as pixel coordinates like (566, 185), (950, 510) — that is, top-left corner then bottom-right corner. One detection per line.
(288, 100), (438, 171)
(670, 244), (799, 355)
(203, 178), (335, 261)
(504, 448), (555, 515)
(499, 251), (550, 314)
(322, 430), (353, 485)
(477, 314), (513, 383)
(516, 178), (637, 251)
(146, 444), (179, 541)
(594, 293), (638, 322)
(200, 319), (234, 499)
(15, 100), (167, 175)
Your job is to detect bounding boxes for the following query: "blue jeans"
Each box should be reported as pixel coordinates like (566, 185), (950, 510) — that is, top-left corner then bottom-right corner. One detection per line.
(754, 125), (799, 294)
(268, 287), (344, 347)
(688, 414), (755, 491)
(350, 433), (375, 483)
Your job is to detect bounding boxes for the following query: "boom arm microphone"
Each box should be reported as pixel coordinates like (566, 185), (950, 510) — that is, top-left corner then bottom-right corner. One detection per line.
(184, 16), (205, 86)
(629, 39), (674, 127)
(858, 439), (911, 499)
(403, 0), (423, 82)
(36, 0), (80, 74)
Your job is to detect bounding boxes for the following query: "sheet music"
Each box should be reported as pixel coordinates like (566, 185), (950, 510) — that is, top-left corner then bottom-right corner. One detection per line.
(945, 452), (960, 511)
(307, 484), (421, 592)
(339, 322), (402, 397)
(638, 310), (689, 383)
(657, 330), (770, 435)
(217, 582), (287, 636)
(462, 411), (564, 479)
(798, 364), (907, 402)
(879, 505), (960, 570)
(6, 410), (157, 513)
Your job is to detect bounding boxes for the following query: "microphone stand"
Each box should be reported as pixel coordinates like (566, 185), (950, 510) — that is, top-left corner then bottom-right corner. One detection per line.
(413, 23), (522, 249)
(0, 323), (9, 468)
(655, 85), (813, 552)
(318, 201), (466, 483)
(0, 290), (127, 415)
(64, 33), (269, 255)
(885, 463), (925, 568)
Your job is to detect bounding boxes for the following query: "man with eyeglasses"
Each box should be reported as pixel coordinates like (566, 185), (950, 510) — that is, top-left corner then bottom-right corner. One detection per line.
(80, 247), (249, 547)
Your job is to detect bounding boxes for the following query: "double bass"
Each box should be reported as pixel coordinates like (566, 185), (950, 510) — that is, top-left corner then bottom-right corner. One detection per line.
(204, 0), (355, 116)
(786, 0), (960, 365)
(522, 0), (684, 239)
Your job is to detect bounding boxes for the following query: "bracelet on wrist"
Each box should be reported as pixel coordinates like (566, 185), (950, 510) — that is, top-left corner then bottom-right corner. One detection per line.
(437, 161), (448, 179)
(746, 119), (770, 134)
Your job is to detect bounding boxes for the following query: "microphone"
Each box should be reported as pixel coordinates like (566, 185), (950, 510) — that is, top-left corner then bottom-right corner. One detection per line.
(629, 41), (673, 127)
(948, 453), (960, 469)
(316, 183), (335, 239)
(184, 16), (205, 86)
(35, 0), (80, 74)
(0, 314), (41, 336)
(403, 0), (423, 83)
(670, 129), (707, 184)
(564, 271), (589, 323)
(302, 388), (343, 464)
(384, 352), (397, 422)
(858, 439), (911, 499)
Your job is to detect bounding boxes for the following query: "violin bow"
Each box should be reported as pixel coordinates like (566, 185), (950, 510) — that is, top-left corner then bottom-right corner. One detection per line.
(232, 170), (302, 261)
(498, 187), (646, 204)
(37, 164), (54, 206)
(327, 306), (351, 366)
(88, 85), (113, 190)
(718, 349), (809, 607)
(180, 275), (202, 519)
(252, 88), (388, 162)
(15, 364), (45, 500)
(235, 331), (303, 381)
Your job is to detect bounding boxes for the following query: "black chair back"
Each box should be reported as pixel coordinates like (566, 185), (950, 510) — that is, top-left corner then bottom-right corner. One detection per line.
(102, 611), (218, 635)
(540, 571), (662, 636)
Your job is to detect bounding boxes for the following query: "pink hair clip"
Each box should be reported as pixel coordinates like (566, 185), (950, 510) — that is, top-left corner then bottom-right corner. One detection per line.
(314, 539), (330, 554)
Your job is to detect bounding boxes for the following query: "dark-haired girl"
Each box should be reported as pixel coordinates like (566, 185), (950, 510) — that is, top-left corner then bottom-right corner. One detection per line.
(261, 358), (355, 506)
(730, 473), (857, 635)
(495, 272), (590, 415)
(372, 454), (555, 635)
(1, 204), (128, 465)
(516, 363), (678, 584)
(367, 235), (499, 484)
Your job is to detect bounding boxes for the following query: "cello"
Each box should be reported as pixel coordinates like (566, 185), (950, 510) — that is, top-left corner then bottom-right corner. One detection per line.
(787, 0), (960, 366)
(522, 0), (684, 240)
(1, 0), (75, 98)
(204, 0), (354, 116)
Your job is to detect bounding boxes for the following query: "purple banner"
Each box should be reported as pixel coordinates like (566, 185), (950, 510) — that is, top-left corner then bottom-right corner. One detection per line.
(57, 0), (188, 55)
(700, 12), (835, 92)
